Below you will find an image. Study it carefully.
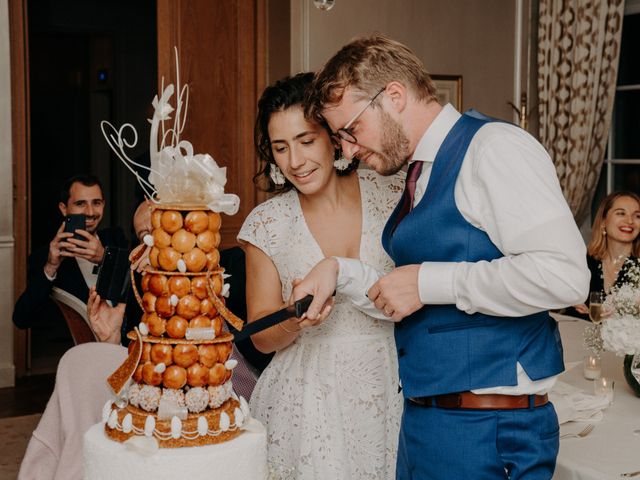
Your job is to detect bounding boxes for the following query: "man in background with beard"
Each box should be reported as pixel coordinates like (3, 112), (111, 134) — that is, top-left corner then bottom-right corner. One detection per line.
(292, 35), (589, 479)
(13, 174), (128, 329)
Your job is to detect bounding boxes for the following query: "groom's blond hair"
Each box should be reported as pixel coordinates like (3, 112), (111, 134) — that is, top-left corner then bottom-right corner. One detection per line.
(305, 34), (438, 121)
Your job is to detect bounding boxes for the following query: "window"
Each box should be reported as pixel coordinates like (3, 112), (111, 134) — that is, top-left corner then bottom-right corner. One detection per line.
(592, 12), (640, 212)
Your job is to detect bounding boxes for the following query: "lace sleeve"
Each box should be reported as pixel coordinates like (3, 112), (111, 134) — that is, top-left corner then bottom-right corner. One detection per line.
(237, 192), (298, 261)
(237, 202), (275, 259)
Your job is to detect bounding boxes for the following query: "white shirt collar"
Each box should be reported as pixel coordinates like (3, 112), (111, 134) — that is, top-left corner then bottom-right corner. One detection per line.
(411, 103), (461, 164)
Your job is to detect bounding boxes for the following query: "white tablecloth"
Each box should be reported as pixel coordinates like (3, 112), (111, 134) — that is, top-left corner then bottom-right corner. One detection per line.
(552, 315), (640, 480)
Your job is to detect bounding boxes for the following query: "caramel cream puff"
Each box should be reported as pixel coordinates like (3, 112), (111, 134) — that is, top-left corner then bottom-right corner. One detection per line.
(166, 315), (188, 339)
(184, 211), (209, 234)
(160, 210), (183, 234)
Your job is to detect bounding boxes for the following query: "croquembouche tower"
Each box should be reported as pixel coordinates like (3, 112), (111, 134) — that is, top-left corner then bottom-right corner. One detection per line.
(96, 52), (253, 450)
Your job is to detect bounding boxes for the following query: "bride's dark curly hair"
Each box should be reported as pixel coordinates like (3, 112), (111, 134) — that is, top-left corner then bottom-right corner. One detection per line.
(253, 72), (358, 193)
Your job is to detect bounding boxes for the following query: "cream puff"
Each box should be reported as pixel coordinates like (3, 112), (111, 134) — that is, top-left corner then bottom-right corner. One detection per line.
(172, 344), (199, 368)
(160, 210), (183, 234)
(184, 211), (209, 234)
(166, 315), (188, 339)
(176, 295), (201, 320)
(171, 229), (197, 253)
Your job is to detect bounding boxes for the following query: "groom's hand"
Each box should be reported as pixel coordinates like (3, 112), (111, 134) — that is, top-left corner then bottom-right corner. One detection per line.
(290, 257), (339, 320)
(368, 264), (422, 321)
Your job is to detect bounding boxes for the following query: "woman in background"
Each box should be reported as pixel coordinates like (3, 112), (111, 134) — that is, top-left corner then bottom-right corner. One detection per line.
(570, 191), (640, 318)
(238, 72), (403, 479)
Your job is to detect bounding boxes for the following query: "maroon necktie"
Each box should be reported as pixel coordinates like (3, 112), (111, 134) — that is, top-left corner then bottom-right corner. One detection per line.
(396, 160), (424, 224)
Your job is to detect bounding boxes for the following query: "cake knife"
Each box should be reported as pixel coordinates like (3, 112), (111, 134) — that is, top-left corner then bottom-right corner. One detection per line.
(233, 294), (314, 342)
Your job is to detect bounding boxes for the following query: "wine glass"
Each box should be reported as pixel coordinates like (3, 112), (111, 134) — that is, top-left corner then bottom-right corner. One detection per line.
(589, 292), (604, 324)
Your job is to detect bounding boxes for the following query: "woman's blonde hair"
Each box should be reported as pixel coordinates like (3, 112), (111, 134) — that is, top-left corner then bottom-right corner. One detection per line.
(587, 191), (640, 259)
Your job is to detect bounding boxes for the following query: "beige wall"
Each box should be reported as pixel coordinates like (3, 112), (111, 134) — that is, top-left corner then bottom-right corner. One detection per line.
(0, 0), (15, 387)
(289, 0), (522, 121)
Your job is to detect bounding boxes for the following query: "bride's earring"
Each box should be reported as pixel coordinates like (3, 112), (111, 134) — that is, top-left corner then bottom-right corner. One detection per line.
(334, 152), (350, 172)
(602, 228), (607, 236)
(269, 163), (286, 186)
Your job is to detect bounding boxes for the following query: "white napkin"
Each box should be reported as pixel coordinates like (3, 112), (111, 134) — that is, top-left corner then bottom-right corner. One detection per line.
(549, 380), (611, 424)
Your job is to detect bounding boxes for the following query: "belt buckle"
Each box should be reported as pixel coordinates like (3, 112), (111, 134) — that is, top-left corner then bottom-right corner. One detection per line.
(409, 397), (430, 407)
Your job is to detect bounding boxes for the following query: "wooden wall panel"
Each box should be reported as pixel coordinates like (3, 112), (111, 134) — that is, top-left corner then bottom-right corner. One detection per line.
(157, 0), (266, 248)
(9, 0), (30, 377)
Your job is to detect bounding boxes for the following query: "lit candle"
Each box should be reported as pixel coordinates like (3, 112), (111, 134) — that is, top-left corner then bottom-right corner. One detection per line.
(594, 376), (614, 404)
(583, 355), (601, 380)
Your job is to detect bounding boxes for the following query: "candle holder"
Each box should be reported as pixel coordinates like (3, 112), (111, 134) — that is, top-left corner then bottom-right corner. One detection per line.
(594, 376), (614, 404)
(583, 355), (601, 380)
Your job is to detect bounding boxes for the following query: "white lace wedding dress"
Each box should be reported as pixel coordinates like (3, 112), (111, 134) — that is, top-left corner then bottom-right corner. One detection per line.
(238, 170), (404, 479)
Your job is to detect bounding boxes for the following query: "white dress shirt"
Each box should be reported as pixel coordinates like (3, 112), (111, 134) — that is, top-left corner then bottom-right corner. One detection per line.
(336, 104), (589, 394)
(76, 257), (98, 289)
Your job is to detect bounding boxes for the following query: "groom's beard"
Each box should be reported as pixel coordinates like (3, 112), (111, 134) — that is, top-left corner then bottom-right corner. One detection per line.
(375, 110), (411, 176)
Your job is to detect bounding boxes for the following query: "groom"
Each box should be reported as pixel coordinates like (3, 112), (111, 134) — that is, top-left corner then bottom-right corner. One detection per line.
(293, 35), (589, 479)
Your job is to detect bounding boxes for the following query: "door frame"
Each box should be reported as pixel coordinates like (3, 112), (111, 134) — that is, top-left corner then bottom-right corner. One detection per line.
(9, 0), (30, 378)
(10, 0), (266, 377)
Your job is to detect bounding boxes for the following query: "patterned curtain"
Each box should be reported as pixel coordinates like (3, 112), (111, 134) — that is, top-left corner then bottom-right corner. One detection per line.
(538, 0), (625, 224)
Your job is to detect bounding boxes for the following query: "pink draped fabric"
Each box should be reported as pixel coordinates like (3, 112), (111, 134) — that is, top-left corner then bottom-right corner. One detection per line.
(18, 344), (127, 480)
(18, 342), (256, 479)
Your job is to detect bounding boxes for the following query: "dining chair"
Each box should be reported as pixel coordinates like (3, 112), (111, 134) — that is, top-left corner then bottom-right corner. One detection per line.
(51, 287), (97, 345)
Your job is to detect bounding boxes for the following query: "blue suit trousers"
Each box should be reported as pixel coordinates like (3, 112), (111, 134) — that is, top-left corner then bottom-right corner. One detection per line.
(396, 399), (559, 479)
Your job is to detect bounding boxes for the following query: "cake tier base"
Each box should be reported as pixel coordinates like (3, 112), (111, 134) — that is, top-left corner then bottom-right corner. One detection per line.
(84, 419), (267, 480)
(105, 398), (242, 448)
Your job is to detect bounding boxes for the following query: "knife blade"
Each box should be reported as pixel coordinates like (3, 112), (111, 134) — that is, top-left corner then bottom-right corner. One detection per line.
(233, 294), (314, 342)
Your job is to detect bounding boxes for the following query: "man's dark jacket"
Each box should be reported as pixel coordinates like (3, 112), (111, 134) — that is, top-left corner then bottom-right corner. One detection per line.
(13, 227), (128, 329)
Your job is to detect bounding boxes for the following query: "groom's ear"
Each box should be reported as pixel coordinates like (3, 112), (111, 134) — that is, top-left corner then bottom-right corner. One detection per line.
(384, 81), (408, 114)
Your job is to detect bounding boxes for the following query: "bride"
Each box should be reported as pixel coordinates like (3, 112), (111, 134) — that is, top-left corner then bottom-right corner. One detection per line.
(238, 72), (403, 479)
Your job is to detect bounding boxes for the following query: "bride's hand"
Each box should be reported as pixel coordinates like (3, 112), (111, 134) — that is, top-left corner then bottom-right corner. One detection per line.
(289, 258), (339, 321)
(289, 278), (333, 329)
(296, 305), (333, 329)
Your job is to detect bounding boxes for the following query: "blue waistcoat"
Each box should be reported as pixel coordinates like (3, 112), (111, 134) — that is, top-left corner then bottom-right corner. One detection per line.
(382, 111), (564, 398)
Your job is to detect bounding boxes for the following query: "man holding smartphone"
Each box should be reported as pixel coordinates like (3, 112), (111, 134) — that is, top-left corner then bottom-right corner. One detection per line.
(13, 174), (127, 330)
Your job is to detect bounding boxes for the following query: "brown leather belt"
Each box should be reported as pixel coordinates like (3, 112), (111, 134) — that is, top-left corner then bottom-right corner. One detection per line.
(408, 392), (548, 410)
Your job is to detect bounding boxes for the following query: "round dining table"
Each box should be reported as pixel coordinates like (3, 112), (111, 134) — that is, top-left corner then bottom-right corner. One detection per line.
(553, 314), (640, 480)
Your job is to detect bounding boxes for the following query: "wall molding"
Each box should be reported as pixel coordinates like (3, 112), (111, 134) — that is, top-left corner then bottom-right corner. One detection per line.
(0, 235), (14, 248)
(513, 0), (523, 125)
(290, 0), (309, 73)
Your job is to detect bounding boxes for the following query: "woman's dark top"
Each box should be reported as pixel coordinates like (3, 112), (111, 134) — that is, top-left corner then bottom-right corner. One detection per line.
(564, 254), (639, 320)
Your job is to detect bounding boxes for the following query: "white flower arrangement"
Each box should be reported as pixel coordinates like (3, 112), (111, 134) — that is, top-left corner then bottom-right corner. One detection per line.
(599, 260), (640, 356)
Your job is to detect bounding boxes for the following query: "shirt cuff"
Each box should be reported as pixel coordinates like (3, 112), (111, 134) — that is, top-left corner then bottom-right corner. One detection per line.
(43, 268), (57, 282)
(334, 257), (389, 321)
(418, 262), (457, 304)
(335, 257), (380, 300)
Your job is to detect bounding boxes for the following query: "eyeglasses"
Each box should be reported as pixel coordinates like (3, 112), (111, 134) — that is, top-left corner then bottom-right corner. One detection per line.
(331, 87), (385, 146)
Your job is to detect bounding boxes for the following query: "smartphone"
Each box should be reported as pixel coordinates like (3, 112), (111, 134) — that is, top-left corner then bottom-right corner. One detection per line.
(64, 214), (86, 240)
(96, 246), (131, 304)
